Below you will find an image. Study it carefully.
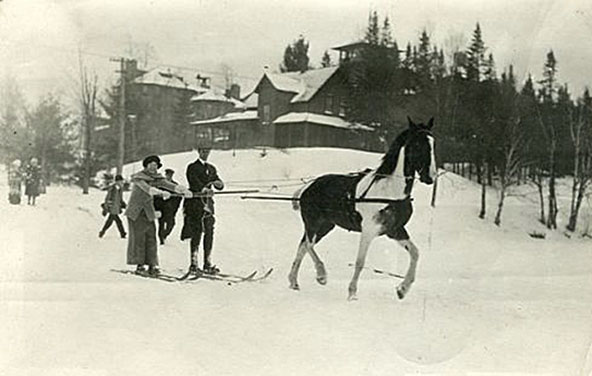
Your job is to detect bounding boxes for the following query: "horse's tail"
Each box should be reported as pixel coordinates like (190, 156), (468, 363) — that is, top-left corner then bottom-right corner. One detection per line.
(292, 185), (304, 211)
(292, 179), (314, 211)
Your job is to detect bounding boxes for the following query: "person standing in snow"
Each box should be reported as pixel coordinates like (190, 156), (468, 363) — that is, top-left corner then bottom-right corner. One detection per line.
(181, 143), (225, 274)
(24, 157), (41, 205)
(99, 174), (127, 239)
(125, 155), (192, 276)
(8, 159), (23, 205)
(153, 168), (182, 245)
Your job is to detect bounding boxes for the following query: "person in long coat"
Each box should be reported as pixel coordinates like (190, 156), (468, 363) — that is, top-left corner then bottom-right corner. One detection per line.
(24, 157), (41, 205)
(181, 145), (224, 274)
(125, 155), (191, 275)
(153, 168), (182, 245)
(99, 174), (127, 238)
(8, 159), (23, 205)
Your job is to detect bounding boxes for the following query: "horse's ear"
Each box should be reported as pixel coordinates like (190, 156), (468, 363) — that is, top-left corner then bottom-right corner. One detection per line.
(427, 117), (434, 129)
(407, 116), (417, 129)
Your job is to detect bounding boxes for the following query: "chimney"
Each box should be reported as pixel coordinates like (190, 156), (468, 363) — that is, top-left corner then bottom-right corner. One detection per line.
(226, 84), (241, 100)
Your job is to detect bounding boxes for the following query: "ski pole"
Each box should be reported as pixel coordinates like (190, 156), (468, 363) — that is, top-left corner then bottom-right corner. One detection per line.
(347, 263), (405, 279)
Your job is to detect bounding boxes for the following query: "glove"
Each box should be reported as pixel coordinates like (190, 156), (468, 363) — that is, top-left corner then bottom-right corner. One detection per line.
(155, 211), (162, 219)
(201, 187), (214, 197)
(174, 184), (188, 193)
(162, 190), (171, 200)
(212, 180), (224, 190)
(183, 189), (193, 199)
(148, 187), (164, 197)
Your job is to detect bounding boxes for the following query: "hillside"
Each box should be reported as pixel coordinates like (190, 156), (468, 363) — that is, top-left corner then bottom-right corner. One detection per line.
(1, 147), (591, 376)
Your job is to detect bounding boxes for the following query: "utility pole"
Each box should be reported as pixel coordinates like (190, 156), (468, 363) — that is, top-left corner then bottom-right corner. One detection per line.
(111, 57), (126, 175)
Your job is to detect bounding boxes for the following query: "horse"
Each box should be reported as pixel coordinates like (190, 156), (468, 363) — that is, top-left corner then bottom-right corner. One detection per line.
(289, 117), (436, 300)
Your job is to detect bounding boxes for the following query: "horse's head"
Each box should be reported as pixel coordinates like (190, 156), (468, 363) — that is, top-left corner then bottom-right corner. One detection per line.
(404, 116), (436, 185)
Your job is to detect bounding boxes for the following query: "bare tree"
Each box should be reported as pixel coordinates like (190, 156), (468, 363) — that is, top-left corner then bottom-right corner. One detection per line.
(78, 54), (99, 194)
(494, 119), (525, 226)
(566, 91), (592, 232)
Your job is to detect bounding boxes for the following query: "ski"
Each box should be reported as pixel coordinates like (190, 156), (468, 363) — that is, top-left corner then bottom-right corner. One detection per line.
(111, 269), (179, 283)
(112, 267), (273, 284)
(185, 269), (258, 283)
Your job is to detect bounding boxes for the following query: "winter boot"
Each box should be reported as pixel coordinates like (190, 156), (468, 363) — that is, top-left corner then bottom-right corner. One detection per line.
(148, 266), (161, 276)
(203, 262), (219, 275)
(135, 265), (146, 274)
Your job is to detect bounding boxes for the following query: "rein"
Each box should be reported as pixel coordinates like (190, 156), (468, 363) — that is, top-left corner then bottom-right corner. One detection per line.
(240, 195), (412, 205)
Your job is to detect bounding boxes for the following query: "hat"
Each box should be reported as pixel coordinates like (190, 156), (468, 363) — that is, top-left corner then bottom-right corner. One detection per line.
(142, 155), (162, 168)
(164, 168), (174, 175)
(114, 174), (124, 181)
(196, 138), (213, 151)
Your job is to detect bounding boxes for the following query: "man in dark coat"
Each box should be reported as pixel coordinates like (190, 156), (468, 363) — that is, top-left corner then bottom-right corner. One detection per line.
(153, 168), (183, 245)
(181, 144), (224, 274)
(99, 174), (127, 238)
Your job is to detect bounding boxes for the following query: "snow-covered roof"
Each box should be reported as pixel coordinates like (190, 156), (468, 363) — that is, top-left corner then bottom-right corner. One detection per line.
(191, 110), (258, 126)
(241, 92), (258, 109)
(191, 87), (247, 110)
(133, 68), (190, 90)
(257, 66), (339, 104)
(273, 112), (374, 131)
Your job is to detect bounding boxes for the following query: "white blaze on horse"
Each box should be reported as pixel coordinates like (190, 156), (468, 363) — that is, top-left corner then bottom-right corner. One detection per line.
(289, 117), (436, 300)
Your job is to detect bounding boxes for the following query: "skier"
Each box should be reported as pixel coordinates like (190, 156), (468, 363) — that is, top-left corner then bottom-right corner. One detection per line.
(24, 157), (41, 206)
(125, 155), (192, 276)
(153, 168), (182, 245)
(99, 174), (127, 239)
(181, 142), (225, 275)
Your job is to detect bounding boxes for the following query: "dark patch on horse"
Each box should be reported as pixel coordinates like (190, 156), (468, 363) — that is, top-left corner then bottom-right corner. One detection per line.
(376, 198), (413, 240)
(299, 173), (368, 239)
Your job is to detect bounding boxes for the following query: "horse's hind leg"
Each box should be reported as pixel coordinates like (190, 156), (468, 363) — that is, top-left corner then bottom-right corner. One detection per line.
(288, 234), (309, 290)
(395, 239), (419, 299)
(307, 222), (334, 285)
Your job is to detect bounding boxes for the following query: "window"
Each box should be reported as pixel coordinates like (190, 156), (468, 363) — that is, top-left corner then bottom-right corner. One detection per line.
(262, 104), (271, 124)
(324, 95), (334, 114)
(339, 98), (347, 117)
(213, 128), (230, 143)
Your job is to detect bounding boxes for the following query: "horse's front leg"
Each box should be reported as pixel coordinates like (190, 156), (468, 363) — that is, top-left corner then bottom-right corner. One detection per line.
(395, 239), (419, 299)
(348, 228), (377, 301)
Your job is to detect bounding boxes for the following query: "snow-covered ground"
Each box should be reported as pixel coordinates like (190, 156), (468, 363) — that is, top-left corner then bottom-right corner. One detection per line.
(1, 148), (591, 376)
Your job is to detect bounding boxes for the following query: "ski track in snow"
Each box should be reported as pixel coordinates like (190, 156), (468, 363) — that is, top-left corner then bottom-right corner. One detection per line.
(0, 148), (591, 376)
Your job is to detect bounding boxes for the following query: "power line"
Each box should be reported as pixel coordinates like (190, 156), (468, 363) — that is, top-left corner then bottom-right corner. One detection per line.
(0, 39), (261, 82)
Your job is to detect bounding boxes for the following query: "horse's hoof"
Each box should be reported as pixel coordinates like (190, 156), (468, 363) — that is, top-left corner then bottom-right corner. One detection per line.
(289, 283), (300, 291)
(316, 276), (327, 285)
(347, 294), (358, 301)
(396, 290), (404, 299)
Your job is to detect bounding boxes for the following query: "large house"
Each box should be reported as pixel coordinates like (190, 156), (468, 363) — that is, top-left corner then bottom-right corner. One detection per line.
(97, 61), (246, 163)
(193, 65), (379, 151)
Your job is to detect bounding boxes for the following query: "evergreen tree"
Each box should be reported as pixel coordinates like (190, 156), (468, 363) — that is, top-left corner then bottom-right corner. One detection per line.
(365, 11), (380, 45)
(26, 94), (75, 183)
(280, 35), (311, 73)
(466, 23), (486, 81)
(416, 30), (432, 84)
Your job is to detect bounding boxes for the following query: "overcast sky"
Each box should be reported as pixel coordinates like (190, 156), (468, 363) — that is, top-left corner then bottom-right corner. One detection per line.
(1, 0), (592, 106)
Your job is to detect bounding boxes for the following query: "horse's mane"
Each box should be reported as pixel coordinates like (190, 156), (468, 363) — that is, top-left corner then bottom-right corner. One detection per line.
(375, 129), (412, 180)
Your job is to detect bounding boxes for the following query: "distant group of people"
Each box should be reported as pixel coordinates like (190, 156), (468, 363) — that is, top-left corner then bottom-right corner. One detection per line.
(99, 143), (224, 277)
(7, 157), (43, 206)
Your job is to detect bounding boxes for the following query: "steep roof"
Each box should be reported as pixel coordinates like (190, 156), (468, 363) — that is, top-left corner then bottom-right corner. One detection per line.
(133, 68), (190, 90)
(255, 66), (339, 104)
(190, 87), (247, 110)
